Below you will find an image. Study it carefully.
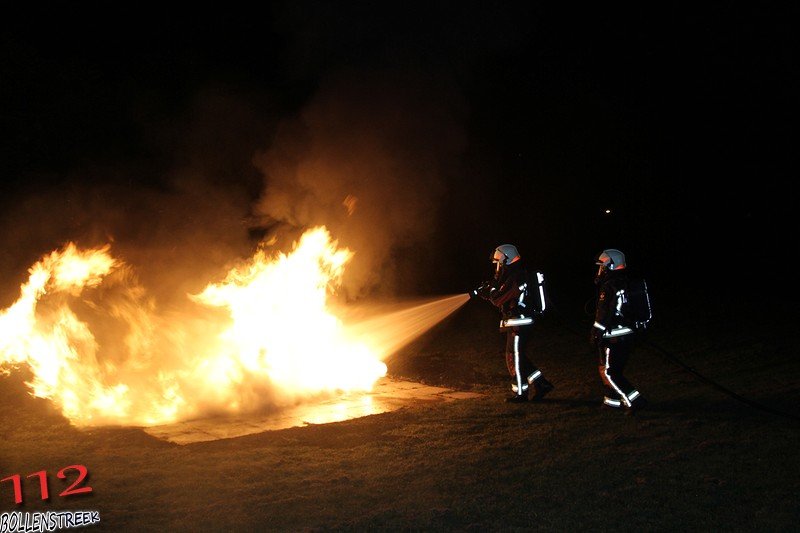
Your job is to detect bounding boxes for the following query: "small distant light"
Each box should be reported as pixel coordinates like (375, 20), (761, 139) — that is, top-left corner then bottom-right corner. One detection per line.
(604, 209), (612, 214)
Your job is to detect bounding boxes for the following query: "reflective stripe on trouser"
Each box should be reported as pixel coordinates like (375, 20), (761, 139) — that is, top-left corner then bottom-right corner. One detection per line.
(505, 326), (541, 395)
(514, 334), (524, 394)
(506, 329), (538, 396)
(511, 371), (542, 393)
(604, 397), (622, 408)
(602, 346), (640, 408)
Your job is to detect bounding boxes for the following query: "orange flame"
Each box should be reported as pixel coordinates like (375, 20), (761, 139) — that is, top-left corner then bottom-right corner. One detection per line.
(0, 227), (387, 427)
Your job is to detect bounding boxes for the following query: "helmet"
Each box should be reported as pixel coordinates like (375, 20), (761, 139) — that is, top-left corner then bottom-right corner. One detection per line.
(596, 249), (626, 271)
(493, 244), (520, 266)
(594, 249), (625, 284)
(492, 244), (520, 276)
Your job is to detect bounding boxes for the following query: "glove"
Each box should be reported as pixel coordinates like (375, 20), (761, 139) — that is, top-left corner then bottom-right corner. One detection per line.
(472, 281), (494, 300)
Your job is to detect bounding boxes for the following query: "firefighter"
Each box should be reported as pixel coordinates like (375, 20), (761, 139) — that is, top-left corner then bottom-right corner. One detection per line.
(590, 249), (647, 413)
(472, 244), (554, 403)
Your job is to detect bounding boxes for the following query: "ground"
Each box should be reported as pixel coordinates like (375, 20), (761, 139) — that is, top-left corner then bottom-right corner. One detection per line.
(1, 291), (798, 531)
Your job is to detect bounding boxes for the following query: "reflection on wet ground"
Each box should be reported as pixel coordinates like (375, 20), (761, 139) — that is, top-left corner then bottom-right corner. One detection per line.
(143, 377), (483, 444)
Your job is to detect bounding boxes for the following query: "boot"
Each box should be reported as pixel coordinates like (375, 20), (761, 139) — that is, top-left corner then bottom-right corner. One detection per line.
(529, 378), (554, 401)
(505, 394), (529, 403)
(625, 395), (648, 415)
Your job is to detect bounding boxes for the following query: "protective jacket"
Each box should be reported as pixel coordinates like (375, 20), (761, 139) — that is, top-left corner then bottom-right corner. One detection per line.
(592, 270), (634, 341)
(479, 260), (536, 331)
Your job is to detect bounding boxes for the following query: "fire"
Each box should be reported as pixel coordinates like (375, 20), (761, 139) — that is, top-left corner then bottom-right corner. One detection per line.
(0, 227), (387, 427)
(191, 227), (387, 395)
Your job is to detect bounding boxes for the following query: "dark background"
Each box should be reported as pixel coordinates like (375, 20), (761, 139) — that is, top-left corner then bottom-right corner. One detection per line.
(1, 2), (794, 312)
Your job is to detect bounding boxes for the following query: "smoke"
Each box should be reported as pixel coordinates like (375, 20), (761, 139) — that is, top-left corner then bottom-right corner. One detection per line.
(1, 75), (467, 304)
(252, 68), (467, 300)
(0, 28), (474, 427)
(0, 87), (271, 307)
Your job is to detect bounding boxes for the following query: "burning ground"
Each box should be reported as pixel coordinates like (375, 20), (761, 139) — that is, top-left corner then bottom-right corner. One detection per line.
(1, 284), (797, 531)
(0, 228), (474, 430)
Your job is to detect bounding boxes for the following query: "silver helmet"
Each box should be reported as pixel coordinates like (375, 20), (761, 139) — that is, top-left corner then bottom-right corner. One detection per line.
(493, 244), (520, 265)
(492, 244), (520, 276)
(594, 248), (625, 284)
(596, 249), (626, 271)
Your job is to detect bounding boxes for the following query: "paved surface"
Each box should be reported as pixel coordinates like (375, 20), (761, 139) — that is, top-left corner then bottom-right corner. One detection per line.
(143, 377), (483, 445)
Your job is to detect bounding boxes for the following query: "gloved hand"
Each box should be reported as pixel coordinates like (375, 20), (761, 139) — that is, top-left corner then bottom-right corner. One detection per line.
(471, 281), (494, 300)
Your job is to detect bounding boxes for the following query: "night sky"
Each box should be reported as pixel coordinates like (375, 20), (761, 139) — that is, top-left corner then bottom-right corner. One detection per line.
(1, 3), (794, 309)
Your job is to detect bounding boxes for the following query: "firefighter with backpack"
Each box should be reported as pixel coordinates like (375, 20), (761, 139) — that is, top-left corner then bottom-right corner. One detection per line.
(471, 244), (555, 403)
(590, 248), (649, 414)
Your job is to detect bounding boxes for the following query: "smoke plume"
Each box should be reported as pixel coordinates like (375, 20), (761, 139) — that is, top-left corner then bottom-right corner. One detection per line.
(0, 87), (270, 306)
(252, 68), (467, 300)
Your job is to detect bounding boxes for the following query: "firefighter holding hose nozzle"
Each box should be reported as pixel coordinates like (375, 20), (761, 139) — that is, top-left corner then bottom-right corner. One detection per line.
(471, 244), (554, 403)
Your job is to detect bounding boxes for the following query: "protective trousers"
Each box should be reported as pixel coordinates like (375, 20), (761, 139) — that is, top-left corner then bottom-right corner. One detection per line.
(597, 337), (642, 408)
(505, 326), (544, 397)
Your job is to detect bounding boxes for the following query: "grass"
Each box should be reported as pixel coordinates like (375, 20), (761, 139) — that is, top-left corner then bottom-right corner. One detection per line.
(1, 294), (798, 531)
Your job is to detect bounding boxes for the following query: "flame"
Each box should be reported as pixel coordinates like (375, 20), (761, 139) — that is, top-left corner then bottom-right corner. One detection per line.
(0, 227), (387, 427)
(191, 227), (386, 395)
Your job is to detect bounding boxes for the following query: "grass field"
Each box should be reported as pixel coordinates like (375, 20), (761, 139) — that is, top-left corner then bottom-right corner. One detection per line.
(1, 289), (798, 531)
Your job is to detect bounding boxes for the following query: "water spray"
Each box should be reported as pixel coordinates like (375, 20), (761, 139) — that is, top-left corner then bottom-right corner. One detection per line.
(344, 293), (471, 359)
